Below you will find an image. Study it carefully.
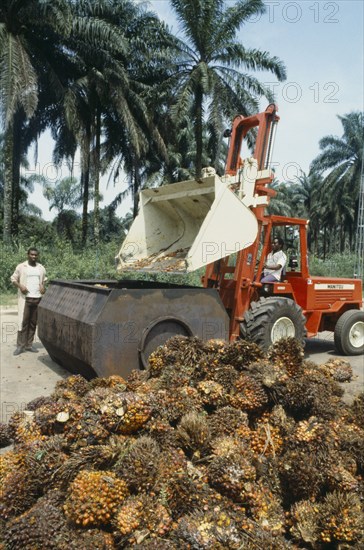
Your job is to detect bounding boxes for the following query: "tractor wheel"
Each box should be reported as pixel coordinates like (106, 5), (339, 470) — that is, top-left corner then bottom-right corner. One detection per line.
(240, 296), (307, 351)
(334, 310), (364, 356)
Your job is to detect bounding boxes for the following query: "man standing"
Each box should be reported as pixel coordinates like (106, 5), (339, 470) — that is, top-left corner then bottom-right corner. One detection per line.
(261, 237), (287, 283)
(11, 248), (47, 356)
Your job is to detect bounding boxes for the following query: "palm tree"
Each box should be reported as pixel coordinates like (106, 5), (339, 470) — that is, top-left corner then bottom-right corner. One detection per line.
(0, 0), (74, 243)
(43, 176), (83, 243)
(288, 171), (323, 253)
(164, 0), (286, 178)
(267, 179), (294, 217)
(310, 112), (364, 253)
(101, 1), (171, 217)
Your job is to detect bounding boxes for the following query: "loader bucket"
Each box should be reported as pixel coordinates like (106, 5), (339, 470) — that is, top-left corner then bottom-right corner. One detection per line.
(38, 279), (229, 378)
(116, 172), (258, 273)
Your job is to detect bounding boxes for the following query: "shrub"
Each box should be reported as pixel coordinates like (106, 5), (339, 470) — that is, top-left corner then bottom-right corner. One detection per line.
(0, 240), (119, 293)
(309, 253), (362, 281)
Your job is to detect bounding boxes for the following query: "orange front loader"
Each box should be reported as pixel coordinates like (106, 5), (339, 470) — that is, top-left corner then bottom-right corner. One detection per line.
(203, 105), (363, 355)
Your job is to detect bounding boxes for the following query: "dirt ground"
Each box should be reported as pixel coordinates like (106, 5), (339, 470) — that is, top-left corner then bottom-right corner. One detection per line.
(1, 305), (363, 425)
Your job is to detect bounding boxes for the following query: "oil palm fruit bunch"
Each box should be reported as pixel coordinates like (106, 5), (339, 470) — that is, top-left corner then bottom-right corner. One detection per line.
(0, 422), (12, 448)
(69, 528), (116, 549)
(289, 499), (319, 546)
(320, 358), (353, 382)
(207, 364), (240, 392)
(157, 363), (194, 389)
(196, 380), (227, 408)
(0, 465), (38, 520)
(327, 462), (359, 492)
(83, 386), (115, 412)
(90, 374), (127, 390)
(114, 494), (172, 543)
(278, 447), (332, 502)
(244, 480), (285, 536)
(267, 337), (304, 376)
(53, 374), (91, 400)
(229, 373), (268, 414)
(33, 401), (71, 436)
(245, 361), (289, 404)
(175, 411), (211, 459)
(202, 338), (228, 354)
(7, 410), (43, 444)
(334, 420), (364, 472)
(23, 435), (68, 491)
(113, 495), (144, 537)
(63, 470), (129, 527)
(207, 451), (256, 501)
(282, 371), (342, 420)
(142, 417), (178, 448)
(248, 414), (284, 457)
(151, 386), (202, 423)
(288, 416), (331, 450)
(219, 339), (263, 369)
(99, 391), (151, 435)
(115, 436), (160, 492)
(318, 491), (364, 545)
(0, 444), (39, 520)
(148, 335), (204, 376)
(162, 471), (202, 518)
(210, 437), (253, 474)
(3, 491), (73, 549)
(174, 507), (243, 550)
(125, 368), (150, 392)
(124, 538), (179, 550)
(63, 410), (110, 448)
(156, 446), (188, 484)
(349, 392), (364, 428)
(208, 406), (249, 437)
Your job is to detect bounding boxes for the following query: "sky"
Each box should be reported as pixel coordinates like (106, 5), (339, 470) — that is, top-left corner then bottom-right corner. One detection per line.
(27, 0), (364, 220)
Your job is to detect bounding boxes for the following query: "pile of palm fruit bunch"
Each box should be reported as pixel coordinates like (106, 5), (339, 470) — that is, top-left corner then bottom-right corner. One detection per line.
(0, 336), (363, 549)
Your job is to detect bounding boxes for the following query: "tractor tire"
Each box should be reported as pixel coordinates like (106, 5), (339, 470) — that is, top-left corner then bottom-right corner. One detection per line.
(334, 310), (364, 356)
(240, 296), (307, 351)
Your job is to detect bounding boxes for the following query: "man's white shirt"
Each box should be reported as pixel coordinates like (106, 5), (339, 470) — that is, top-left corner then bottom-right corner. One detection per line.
(263, 250), (287, 281)
(26, 264), (42, 297)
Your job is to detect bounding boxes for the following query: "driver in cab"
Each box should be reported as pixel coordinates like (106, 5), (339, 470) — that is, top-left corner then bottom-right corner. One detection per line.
(261, 237), (287, 283)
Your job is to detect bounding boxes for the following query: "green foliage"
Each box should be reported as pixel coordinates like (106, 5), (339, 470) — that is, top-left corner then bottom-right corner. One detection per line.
(17, 216), (57, 247)
(0, 239), (119, 293)
(0, 231), (204, 294)
(309, 253), (361, 281)
(3, 239), (360, 295)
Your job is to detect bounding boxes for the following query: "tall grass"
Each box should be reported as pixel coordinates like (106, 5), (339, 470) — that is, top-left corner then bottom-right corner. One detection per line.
(0, 240), (119, 293)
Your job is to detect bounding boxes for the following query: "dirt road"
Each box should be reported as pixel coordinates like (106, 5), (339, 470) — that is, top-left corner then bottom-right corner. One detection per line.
(1, 305), (363, 424)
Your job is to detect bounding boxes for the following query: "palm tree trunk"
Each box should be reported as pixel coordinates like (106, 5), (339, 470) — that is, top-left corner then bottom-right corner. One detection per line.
(340, 226), (345, 253)
(81, 128), (91, 246)
(194, 87), (203, 180)
(323, 226), (327, 260)
(3, 125), (14, 244)
(133, 157), (141, 218)
(12, 113), (22, 236)
(93, 107), (101, 245)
